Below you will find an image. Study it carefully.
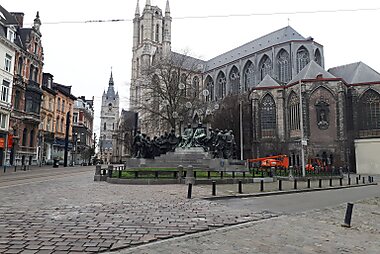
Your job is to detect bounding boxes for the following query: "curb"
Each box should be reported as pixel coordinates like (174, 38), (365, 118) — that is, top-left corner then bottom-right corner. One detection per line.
(203, 182), (378, 200)
(103, 215), (282, 253)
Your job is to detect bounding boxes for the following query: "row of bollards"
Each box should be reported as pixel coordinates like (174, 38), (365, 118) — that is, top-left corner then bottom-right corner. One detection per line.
(186, 175), (375, 199)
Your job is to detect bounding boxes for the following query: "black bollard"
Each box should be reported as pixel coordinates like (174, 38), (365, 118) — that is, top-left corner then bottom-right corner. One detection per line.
(260, 180), (264, 192)
(358, 175), (361, 180)
(329, 178), (333, 187)
(341, 203), (354, 228)
(368, 176), (371, 183)
(362, 177), (365, 184)
(340, 177), (343, 186)
(212, 181), (216, 196)
(238, 180), (242, 194)
(307, 178), (311, 188)
(348, 177), (351, 185)
(279, 180), (282, 191)
(187, 184), (192, 199)
(294, 179), (297, 189)
(319, 179), (322, 188)
(356, 177), (359, 185)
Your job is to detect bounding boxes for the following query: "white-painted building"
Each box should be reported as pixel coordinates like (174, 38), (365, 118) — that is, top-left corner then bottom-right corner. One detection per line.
(0, 6), (17, 166)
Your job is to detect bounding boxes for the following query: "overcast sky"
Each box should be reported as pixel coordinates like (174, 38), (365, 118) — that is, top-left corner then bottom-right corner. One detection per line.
(2, 0), (380, 135)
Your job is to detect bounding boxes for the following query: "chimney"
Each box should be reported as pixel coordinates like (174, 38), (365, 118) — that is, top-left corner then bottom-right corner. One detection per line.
(10, 12), (24, 28)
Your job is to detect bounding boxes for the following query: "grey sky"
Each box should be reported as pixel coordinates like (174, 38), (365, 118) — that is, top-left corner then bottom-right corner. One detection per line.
(2, 0), (380, 135)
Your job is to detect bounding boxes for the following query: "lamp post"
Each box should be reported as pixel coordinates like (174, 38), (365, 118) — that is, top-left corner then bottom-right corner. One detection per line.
(72, 132), (77, 166)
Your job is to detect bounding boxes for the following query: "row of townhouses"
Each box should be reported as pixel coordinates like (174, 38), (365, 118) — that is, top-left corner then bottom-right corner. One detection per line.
(0, 5), (94, 167)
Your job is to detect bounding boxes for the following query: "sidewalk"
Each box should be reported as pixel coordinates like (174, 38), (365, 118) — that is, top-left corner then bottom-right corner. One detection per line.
(0, 163), (94, 178)
(197, 175), (376, 198)
(113, 197), (380, 254)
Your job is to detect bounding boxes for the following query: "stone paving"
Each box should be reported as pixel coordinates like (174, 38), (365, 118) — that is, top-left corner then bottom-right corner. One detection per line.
(114, 197), (380, 254)
(0, 170), (278, 253)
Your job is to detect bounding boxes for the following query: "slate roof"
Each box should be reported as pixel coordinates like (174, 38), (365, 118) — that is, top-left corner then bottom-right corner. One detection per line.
(328, 62), (380, 84)
(52, 83), (77, 100)
(171, 51), (206, 71)
(256, 74), (281, 88)
(288, 60), (336, 84)
(205, 26), (306, 72)
(0, 5), (18, 26)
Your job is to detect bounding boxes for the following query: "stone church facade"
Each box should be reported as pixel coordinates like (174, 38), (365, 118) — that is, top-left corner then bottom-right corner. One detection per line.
(130, 0), (380, 170)
(100, 72), (119, 164)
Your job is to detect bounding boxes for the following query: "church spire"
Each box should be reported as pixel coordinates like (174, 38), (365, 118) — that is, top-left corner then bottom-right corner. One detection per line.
(165, 0), (170, 15)
(109, 68), (114, 86)
(135, 0), (140, 16)
(145, 0), (151, 7)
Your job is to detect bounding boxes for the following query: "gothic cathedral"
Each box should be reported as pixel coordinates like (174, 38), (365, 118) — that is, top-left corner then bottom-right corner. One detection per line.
(129, 0), (380, 172)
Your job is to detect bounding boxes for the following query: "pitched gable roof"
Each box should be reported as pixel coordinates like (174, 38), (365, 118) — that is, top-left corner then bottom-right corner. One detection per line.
(205, 26), (306, 71)
(328, 62), (380, 84)
(256, 74), (280, 88)
(288, 60), (336, 84)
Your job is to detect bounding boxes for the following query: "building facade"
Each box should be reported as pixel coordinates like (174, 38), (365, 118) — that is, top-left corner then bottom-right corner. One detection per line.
(130, 0), (380, 170)
(0, 6), (17, 166)
(9, 10), (44, 167)
(72, 96), (94, 165)
(51, 82), (75, 163)
(112, 110), (137, 163)
(40, 73), (56, 164)
(99, 72), (119, 164)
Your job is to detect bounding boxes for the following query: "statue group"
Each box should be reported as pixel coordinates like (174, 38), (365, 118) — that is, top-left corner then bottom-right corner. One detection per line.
(132, 123), (237, 160)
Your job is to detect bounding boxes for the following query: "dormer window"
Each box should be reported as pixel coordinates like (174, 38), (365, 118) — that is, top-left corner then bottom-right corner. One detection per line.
(7, 28), (15, 42)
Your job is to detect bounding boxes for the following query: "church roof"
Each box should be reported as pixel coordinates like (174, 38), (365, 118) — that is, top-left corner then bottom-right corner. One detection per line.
(256, 74), (281, 88)
(288, 60), (336, 84)
(328, 62), (380, 84)
(171, 51), (206, 71)
(205, 26), (306, 72)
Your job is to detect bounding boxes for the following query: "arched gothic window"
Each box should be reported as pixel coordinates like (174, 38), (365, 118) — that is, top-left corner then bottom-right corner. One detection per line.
(296, 46), (310, 73)
(277, 49), (291, 83)
(314, 49), (322, 66)
(216, 71), (226, 100)
(359, 89), (380, 133)
(140, 25), (144, 43)
(180, 74), (187, 96)
(288, 92), (300, 131)
(243, 61), (255, 91)
(155, 24), (160, 42)
(260, 94), (276, 137)
(192, 76), (200, 98)
(104, 122), (106, 131)
(136, 58), (140, 77)
(259, 55), (272, 81)
(229, 66), (240, 95)
(205, 76), (214, 102)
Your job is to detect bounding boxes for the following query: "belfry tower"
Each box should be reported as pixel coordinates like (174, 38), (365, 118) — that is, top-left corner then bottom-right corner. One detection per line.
(100, 70), (119, 163)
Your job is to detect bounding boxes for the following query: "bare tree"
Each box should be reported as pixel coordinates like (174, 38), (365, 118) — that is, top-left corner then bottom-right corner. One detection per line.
(136, 51), (204, 131)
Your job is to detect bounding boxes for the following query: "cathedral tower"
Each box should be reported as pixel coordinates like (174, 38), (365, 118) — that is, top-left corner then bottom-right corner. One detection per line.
(130, 0), (172, 111)
(100, 71), (119, 163)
